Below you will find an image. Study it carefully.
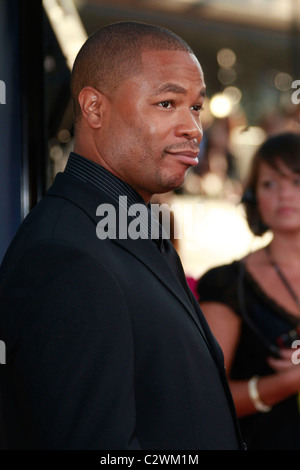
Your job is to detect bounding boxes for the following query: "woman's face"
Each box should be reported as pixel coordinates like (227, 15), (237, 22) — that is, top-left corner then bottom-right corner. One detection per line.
(256, 160), (300, 234)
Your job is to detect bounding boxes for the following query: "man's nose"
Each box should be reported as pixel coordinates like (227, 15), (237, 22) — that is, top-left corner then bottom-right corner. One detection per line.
(175, 110), (203, 143)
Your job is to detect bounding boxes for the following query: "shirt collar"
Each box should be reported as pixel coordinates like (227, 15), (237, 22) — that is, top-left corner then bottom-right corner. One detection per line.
(64, 152), (146, 207)
(64, 152), (157, 239)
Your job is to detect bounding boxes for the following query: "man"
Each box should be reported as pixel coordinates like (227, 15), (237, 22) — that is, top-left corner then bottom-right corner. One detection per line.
(0, 21), (244, 450)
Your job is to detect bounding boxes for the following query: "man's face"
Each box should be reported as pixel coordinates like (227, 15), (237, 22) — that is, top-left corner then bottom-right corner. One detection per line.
(98, 49), (206, 202)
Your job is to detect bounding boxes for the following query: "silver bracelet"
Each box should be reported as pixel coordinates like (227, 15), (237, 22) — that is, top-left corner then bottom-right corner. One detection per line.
(248, 375), (272, 413)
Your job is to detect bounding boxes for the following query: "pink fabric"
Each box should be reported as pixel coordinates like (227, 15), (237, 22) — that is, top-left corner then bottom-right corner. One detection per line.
(186, 276), (199, 301)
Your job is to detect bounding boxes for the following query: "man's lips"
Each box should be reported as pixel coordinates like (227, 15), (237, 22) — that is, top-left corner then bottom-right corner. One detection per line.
(166, 150), (199, 166)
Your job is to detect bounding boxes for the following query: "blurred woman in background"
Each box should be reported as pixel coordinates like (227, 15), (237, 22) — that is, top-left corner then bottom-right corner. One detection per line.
(197, 132), (300, 449)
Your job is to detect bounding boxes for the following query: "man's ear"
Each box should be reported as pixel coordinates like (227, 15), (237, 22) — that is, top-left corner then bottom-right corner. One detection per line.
(78, 86), (105, 129)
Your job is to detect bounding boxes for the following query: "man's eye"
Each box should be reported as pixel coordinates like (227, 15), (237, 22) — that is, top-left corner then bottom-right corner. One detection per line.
(158, 101), (172, 108)
(192, 105), (203, 112)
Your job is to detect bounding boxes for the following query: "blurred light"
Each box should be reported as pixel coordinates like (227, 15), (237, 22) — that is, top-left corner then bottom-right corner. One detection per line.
(209, 93), (232, 118)
(217, 48), (236, 68)
(43, 0), (87, 69)
(230, 126), (267, 182)
(223, 86), (242, 105)
(274, 72), (293, 91)
(44, 55), (56, 73)
(58, 129), (71, 143)
(231, 126), (266, 146)
(200, 173), (224, 197)
(217, 67), (237, 85)
(50, 145), (63, 162)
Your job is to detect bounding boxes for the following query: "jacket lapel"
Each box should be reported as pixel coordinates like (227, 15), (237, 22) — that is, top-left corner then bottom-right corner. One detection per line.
(113, 236), (217, 350)
(46, 173), (222, 364)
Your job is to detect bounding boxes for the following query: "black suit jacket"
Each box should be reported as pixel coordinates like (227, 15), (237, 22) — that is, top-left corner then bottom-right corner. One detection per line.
(0, 172), (244, 449)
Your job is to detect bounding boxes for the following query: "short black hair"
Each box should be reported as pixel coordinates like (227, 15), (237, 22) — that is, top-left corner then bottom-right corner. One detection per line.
(71, 21), (194, 130)
(243, 132), (300, 236)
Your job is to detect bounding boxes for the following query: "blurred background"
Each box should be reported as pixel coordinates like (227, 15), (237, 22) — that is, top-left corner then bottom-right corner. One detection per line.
(0, 0), (300, 278)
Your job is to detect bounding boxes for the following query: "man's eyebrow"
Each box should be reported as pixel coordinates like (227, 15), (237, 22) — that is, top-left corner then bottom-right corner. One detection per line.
(153, 83), (186, 95)
(152, 82), (206, 98)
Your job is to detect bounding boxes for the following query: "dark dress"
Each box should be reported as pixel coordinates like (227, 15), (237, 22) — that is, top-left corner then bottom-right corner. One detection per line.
(197, 260), (300, 450)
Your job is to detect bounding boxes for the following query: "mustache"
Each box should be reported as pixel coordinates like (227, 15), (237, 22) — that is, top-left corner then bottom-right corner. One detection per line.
(164, 142), (200, 153)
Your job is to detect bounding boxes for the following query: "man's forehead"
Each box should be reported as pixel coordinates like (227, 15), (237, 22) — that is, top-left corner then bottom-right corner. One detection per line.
(151, 81), (206, 98)
(140, 49), (205, 86)
(141, 48), (201, 68)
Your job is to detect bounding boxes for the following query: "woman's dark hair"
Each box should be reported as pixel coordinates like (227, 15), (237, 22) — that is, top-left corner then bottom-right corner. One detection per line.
(242, 132), (300, 236)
